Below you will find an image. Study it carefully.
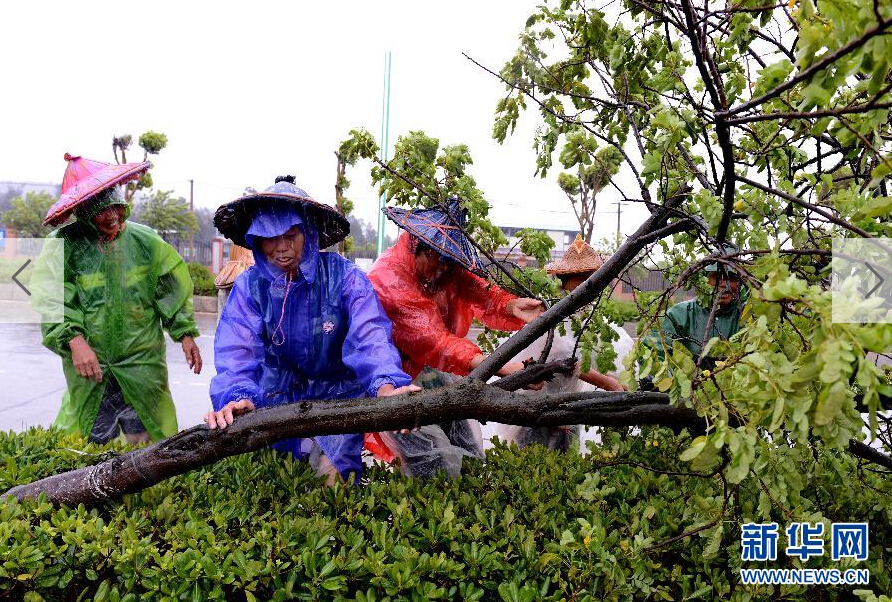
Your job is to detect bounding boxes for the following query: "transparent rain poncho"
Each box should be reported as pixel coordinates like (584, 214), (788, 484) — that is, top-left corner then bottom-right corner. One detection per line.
(37, 188), (199, 442)
(370, 368), (484, 478)
(210, 203), (410, 481)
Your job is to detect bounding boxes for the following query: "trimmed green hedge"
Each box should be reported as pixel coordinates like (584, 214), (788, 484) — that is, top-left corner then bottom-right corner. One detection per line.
(1, 427), (889, 601)
(187, 262), (216, 297)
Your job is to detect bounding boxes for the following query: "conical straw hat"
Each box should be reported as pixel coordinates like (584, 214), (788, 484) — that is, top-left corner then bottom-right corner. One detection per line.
(214, 244), (255, 289)
(545, 234), (605, 275)
(382, 200), (487, 276)
(214, 176), (349, 250)
(44, 153), (151, 226)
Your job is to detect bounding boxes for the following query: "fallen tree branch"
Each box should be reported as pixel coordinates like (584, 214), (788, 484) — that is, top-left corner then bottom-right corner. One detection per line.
(5, 382), (889, 506)
(4, 383), (698, 506)
(469, 193), (687, 381)
(849, 439), (892, 471)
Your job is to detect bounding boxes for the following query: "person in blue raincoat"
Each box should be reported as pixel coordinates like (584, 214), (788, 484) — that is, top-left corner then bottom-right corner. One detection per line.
(206, 176), (417, 485)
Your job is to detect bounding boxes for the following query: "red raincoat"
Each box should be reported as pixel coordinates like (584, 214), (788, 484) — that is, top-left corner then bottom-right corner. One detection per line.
(368, 233), (525, 379)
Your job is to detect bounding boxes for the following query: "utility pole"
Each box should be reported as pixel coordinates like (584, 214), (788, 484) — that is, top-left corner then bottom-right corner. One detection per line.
(612, 201), (627, 240)
(376, 52), (392, 258)
(189, 179), (195, 262)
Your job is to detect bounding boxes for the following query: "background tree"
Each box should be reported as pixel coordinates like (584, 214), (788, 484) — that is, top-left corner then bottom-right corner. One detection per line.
(346, 214), (394, 253)
(132, 189), (198, 239)
(1, 191), (56, 237)
(333, 129), (376, 253)
(0, 184), (24, 216)
(192, 207), (219, 247)
(112, 130), (168, 202)
(556, 144), (623, 243)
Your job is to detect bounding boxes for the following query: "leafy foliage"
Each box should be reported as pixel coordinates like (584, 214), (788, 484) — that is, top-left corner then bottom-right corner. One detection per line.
(2, 427), (889, 601)
(133, 189), (198, 238)
(112, 130), (169, 202)
(1, 191), (55, 237)
(484, 0), (892, 514)
(187, 262), (216, 297)
(138, 131), (168, 156)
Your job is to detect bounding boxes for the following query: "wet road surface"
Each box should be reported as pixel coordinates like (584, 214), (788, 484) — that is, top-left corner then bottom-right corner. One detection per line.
(0, 313), (219, 433)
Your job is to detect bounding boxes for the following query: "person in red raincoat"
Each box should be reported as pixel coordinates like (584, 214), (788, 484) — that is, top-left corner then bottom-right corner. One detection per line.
(366, 201), (543, 477)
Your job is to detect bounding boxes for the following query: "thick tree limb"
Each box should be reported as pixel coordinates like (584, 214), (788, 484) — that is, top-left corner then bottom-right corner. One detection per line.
(5, 379), (889, 506)
(849, 439), (892, 471)
(469, 195), (685, 381)
(4, 383), (697, 506)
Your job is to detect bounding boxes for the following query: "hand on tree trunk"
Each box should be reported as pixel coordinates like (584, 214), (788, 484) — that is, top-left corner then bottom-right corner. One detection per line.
(204, 399), (255, 430)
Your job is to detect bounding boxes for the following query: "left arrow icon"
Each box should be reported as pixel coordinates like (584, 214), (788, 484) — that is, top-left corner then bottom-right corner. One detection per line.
(12, 259), (31, 296)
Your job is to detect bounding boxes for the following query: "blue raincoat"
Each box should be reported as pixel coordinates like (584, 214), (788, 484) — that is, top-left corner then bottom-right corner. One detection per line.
(210, 204), (410, 479)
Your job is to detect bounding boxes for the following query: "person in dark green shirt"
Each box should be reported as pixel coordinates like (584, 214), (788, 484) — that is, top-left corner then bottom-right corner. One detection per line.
(648, 260), (746, 365)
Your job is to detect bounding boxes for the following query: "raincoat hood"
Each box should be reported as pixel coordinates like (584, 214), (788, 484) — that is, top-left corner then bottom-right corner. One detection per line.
(73, 187), (131, 237)
(245, 203), (319, 283)
(697, 263), (747, 316)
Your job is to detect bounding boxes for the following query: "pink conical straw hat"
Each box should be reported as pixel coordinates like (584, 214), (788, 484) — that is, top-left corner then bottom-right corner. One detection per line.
(43, 153), (151, 226)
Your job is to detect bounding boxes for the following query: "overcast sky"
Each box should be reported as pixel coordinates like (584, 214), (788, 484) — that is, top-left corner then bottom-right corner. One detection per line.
(0, 1), (648, 242)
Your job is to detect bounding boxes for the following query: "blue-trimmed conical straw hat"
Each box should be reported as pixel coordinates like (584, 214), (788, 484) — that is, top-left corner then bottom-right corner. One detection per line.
(382, 200), (487, 276)
(214, 175), (349, 249)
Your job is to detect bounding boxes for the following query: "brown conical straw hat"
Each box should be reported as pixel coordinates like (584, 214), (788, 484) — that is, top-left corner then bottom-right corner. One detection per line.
(214, 244), (255, 289)
(545, 234), (605, 275)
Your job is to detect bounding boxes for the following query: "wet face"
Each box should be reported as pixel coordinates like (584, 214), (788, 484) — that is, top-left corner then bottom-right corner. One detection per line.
(559, 271), (595, 293)
(259, 226), (305, 273)
(92, 205), (126, 240)
(707, 271), (740, 308)
(415, 247), (454, 293)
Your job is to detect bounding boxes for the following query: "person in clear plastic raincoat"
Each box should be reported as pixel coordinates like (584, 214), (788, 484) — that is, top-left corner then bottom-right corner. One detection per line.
(365, 201), (544, 477)
(207, 176), (415, 485)
(38, 154), (202, 445)
(494, 235), (633, 452)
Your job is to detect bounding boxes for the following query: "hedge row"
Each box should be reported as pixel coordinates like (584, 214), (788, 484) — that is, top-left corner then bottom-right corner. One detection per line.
(1, 427), (889, 601)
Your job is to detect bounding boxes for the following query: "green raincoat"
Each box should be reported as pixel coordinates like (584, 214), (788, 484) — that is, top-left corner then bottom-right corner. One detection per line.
(39, 196), (198, 441)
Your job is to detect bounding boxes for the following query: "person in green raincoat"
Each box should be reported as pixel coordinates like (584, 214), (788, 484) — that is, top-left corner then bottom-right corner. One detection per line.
(647, 259), (747, 366)
(37, 153), (202, 444)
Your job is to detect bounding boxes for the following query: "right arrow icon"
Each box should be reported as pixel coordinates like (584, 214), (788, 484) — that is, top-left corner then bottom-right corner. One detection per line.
(864, 262), (885, 299)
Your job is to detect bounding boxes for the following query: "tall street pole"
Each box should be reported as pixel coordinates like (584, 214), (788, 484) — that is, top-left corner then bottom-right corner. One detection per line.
(376, 52), (392, 258)
(189, 179), (195, 262)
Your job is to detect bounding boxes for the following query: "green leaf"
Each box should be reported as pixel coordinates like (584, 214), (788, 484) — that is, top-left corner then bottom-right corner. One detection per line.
(679, 436), (707, 462)
(814, 381), (847, 426)
(701, 524), (723, 559)
(769, 398), (785, 431)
